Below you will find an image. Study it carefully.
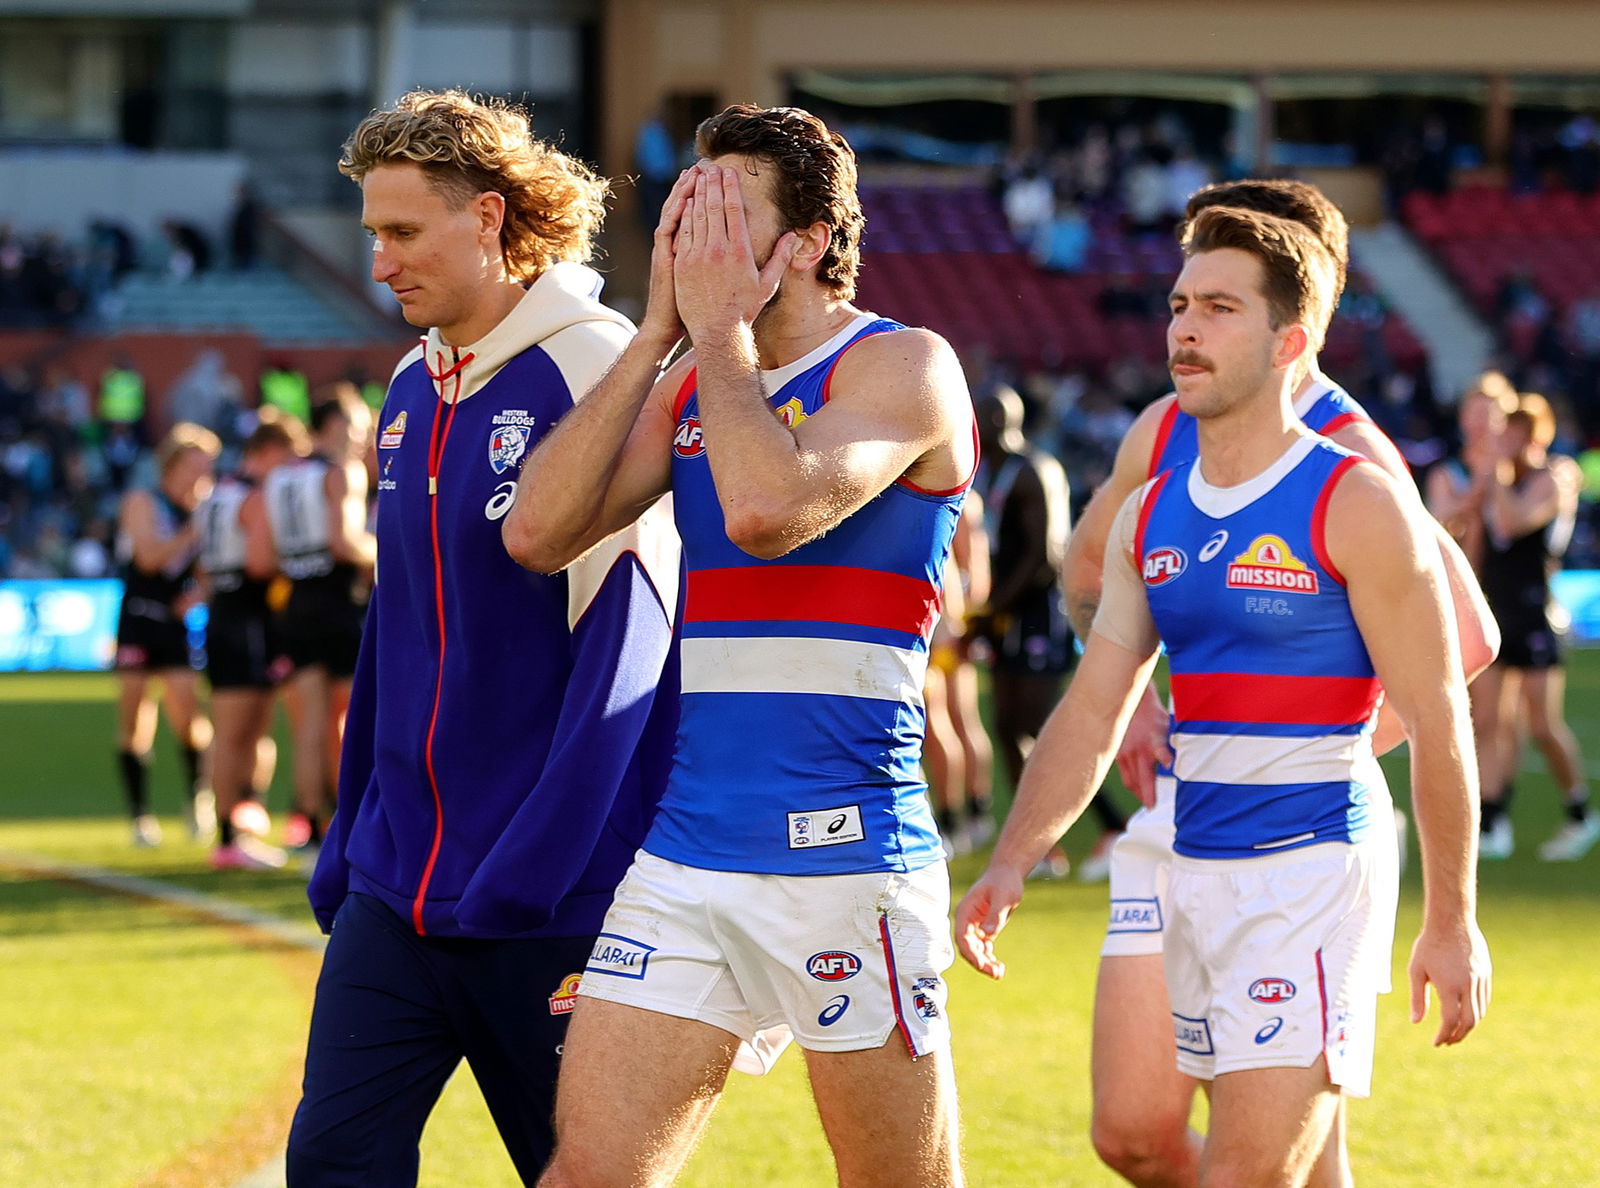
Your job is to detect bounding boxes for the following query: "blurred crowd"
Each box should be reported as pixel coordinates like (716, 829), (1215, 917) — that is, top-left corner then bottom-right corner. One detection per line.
(0, 350), (380, 580)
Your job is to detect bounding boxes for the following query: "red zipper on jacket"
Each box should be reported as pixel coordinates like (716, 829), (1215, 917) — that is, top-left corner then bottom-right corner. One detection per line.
(412, 346), (471, 934)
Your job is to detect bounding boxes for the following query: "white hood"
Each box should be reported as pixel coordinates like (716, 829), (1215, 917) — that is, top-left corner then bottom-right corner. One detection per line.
(419, 262), (635, 402)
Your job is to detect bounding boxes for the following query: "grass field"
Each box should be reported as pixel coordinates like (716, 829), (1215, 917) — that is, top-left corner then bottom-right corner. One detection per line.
(1, 667), (1597, 1187)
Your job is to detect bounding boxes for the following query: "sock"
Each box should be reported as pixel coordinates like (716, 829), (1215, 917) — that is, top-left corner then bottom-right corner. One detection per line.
(937, 807), (958, 836)
(968, 796), (992, 820)
(180, 745), (202, 800)
(118, 749), (150, 818)
(218, 817), (237, 846)
(1481, 799), (1505, 830)
(1567, 789), (1592, 823)
(307, 815), (325, 844)
(1090, 790), (1128, 833)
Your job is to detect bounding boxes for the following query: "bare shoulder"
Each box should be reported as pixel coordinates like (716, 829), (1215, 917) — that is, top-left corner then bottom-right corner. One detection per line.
(1326, 459), (1428, 565)
(832, 326), (967, 415)
(119, 488), (154, 526)
(1327, 416), (1410, 486)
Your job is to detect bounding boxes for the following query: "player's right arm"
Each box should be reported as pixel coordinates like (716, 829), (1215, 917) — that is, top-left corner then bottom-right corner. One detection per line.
(957, 492), (1162, 978)
(239, 488), (278, 581)
(324, 460), (376, 572)
(504, 170), (697, 574)
(1060, 394), (1176, 805)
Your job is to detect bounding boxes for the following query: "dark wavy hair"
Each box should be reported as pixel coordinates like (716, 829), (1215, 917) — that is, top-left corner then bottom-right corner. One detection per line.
(340, 90), (609, 280)
(695, 104), (864, 300)
(1182, 178), (1349, 301)
(1181, 206), (1339, 350)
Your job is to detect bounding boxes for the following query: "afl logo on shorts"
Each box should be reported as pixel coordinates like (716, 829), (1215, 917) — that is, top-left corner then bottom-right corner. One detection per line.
(1143, 547), (1187, 586)
(807, 951), (862, 981)
(1248, 977), (1297, 1004)
(673, 416), (705, 458)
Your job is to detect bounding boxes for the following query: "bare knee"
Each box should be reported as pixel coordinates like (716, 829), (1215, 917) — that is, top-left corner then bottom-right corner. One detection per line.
(1092, 1106), (1195, 1185)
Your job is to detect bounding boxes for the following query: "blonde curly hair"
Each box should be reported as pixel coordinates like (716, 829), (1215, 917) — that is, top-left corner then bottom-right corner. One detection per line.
(340, 90), (609, 280)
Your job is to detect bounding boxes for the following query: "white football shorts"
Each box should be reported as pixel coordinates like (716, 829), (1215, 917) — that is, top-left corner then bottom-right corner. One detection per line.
(1163, 837), (1399, 1097)
(1100, 773), (1177, 958)
(576, 850), (954, 1075)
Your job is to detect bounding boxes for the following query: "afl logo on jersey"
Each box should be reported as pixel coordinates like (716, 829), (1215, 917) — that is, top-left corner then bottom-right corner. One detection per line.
(1248, 977), (1297, 1004)
(1143, 547), (1187, 586)
(488, 424), (529, 475)
(673, 416), (705, 458)
(1227, 535), (1318, 594)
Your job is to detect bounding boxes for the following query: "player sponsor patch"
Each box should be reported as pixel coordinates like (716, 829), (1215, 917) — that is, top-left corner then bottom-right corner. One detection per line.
(673, 416), (705, 457)
(1173, 1013), (1214, 1055)
(1226, 535), (1318, 594)
(1107, 896), (1163, 933)
(585, 933), (655, 980)
(806, 951), (862, 981)
(1142, 546), (1187, 586)
(548, 972), (582, 1015)
(1254, 1016), (1285, 1044)
(378, 410), (408, 449)
(787, 804), (865, 849)
(1248, 977), (1297, 1004)
(818, 994), (851, 1026)
(488, 423), (530, 475)
(774, 396), (810, 429)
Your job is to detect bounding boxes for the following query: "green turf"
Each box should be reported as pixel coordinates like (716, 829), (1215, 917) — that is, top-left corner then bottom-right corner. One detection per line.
(1, 668), (1597, 1186)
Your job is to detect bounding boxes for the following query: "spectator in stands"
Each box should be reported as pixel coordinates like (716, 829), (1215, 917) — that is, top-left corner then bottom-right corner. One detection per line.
(1564, 288), (1600, 417)
(98, 357), (147, 443)
(170, 349), (244, 436)
(1121, 145), (1171, 236)
(1164, 143), (1212, 223)
(229, 184), (263, 271)
(260, 358), (311, 424)
(1031, 198), (1091, 272)
(1559, 114), (1600, 193)
(1097, 271), (1152, 319)
(162, 219), (213, 279)
(1416, 115), (1455, 194)
(1004, 164), (1055, 246)
(633, 104), (681, 233)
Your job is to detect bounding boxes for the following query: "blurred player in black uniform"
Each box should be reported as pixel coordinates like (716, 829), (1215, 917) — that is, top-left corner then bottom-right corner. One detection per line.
(264, 389), (375, 851)
(113, 423), (220, 845)
(970, 385), (1126, 879)
(1475, 393), (1598, 860)
(198, 409), (308, 868)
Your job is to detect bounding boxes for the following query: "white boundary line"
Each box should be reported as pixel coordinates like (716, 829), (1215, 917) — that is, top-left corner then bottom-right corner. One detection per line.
(0, 850), (320, 1188)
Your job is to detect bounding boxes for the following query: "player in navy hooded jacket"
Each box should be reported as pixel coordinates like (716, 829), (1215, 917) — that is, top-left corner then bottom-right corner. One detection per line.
(286, 91), (680, 1188)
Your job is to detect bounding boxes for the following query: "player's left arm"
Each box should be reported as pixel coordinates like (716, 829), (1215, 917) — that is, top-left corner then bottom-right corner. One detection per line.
(1325, 464), (1492, 1046)
(239, 489), (279, 581)
(1330, 417), (1498, 681)
(694, 323), (970, 559)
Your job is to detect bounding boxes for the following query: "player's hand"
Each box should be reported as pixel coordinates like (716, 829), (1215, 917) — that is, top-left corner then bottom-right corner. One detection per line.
(953, 866), (1025, 980)
(1113, 683), (1173, 808)
(638, 169), (697, 353)
(1408, 916), (1492, 1046)
(675, 163), (797, 340)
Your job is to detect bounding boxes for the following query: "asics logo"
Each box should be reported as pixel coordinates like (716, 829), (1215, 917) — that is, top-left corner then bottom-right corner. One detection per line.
(1199, 530), (1229, 563)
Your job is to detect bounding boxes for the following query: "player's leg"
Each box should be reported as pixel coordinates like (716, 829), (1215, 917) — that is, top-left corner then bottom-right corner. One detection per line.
(208, 687), (253, 840)
(1201, 1061), (1342, 1187)
(1521, 663), (1600, 860)
(115, 669), (160, 840)
(1091, 955), (1202, 1187)
(1472, 663), (1517, 857)
(286, 893), (462, 1187)
(160, 666), (214, 838)
(1304, 1099), (1352, 1188)
(539, 998), (739, 1188)
(921, 663), (966, 850)
(944, 659), (995, 845)
(805, 1038), (962, 1187)
(1094, 790), (1202, 1187)
(326, 675), (354, 802)
(283, 663), (330, 843)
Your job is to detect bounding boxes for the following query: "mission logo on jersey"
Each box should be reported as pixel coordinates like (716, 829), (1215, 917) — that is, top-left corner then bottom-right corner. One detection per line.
(378, 410), (407, 449)
(1226, 535), (1319, 594)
